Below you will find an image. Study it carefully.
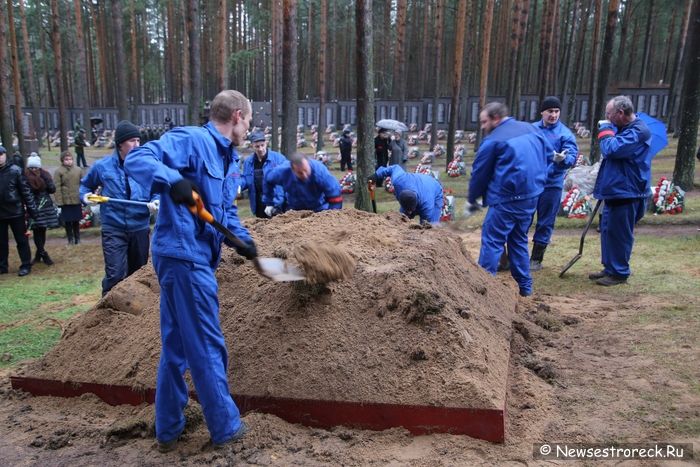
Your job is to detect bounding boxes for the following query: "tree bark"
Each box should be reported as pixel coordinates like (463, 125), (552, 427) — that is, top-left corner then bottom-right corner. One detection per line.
(394, 0), (407, 120)
(316, 0), (327, 151)
(218, 0), (228, 91)
(638, 0), (656, 87)
(111, 0), (130, 120)
(0, 0), (13, 149)
(446, 0), (468, 169)
(282, 0), (298, 159)
(355, 0), (373, 212)
(673, 0), (700, 191)
(560, 0), (579, 121)
(73, 0), (92, 141)
(590, 0), (620, 163)
(19, 0), (42, 145)
(668, 0), (693, 132)
(7, 0), (27, 155)
(586, 0), (602, 131)
(476, 0), (495, 148)
(188, 0), (202, 125)
(430, 0), (444, 150)
(50, 0), (68, 151)
(271, 0), (281, 151)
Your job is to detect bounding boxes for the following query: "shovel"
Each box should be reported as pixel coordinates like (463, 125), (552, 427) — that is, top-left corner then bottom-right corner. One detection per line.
(559, 199), (602, 278)
(369, 179), (377, 213)
(86, 194), (150, 207)
(189, 192), (305, 282)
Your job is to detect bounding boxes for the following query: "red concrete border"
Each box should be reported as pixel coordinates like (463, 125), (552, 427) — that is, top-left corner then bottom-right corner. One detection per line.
(10, 376), (505, 442)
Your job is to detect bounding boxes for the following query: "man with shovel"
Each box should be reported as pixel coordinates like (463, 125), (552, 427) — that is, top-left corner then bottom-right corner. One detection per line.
(80, 120), (160, 295)
(124, 90), (254, 452)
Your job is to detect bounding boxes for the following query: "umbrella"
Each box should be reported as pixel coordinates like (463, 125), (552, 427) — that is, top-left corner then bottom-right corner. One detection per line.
(376, 119), (408, 132)
(637, 112), (668, 158)
(90, 116), (104, 126)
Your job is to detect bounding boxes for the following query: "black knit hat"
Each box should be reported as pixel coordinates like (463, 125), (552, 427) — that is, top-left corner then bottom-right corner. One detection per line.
(398, 190), (418, 213)
(115, 120), (141, 146)
(540, 96), (562, 113)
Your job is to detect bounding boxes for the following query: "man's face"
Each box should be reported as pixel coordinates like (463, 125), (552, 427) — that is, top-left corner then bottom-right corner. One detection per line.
(541, 108), (560, 126)
(231, 106), (252, 146)
(379, 131), (389, 139)
(253, 141), (267, 158)
(62, 156), (74, 167)
(119, 137), (141, 159)
(605, 101), (624, 126)
(291, 158), (311, 181)
(479, 111), (499, 134)
(0, 153), (6, 166)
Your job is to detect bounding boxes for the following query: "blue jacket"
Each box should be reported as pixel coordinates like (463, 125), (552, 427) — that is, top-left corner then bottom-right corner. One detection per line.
(594, 117), (653, 200)
(80, 151), (156, 232)
(376, 165), (443, 223)
(469, 117), (551, 206)
(532, 120), (578, 189)
(264, 158), (342, 212)
(240, 150), (287, 212)
(124, 123), (252, 267)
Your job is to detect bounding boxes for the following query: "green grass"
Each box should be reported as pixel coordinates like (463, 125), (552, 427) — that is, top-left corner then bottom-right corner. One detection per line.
(0, 324), (61, 366)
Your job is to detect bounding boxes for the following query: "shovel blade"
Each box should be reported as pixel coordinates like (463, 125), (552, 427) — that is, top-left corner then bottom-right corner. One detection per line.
(254, 257), (305, 282)
(559, 254), (582, 278)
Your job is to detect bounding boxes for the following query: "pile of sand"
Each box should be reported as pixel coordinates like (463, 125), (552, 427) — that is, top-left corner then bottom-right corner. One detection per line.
(21, 209), (518, 409)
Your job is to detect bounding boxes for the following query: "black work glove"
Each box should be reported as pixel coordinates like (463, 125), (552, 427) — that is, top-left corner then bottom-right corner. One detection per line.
(170, 179), (197, 206)
(368, 175), (378, 186)
(235, 240), (258, 260)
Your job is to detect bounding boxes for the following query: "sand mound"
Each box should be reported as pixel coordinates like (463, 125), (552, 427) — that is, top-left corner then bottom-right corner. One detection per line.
(21, 209), (518, 409)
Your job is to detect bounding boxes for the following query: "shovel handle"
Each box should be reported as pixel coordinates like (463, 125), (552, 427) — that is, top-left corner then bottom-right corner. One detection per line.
(188, 191), (214, 224)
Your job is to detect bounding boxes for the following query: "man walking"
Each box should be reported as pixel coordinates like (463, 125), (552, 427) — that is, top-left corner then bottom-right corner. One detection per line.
(240, 131), (287, 218)
(530, 96), (578, 271)
(125, 90), (254, 452)
(467, 102), (550, 297)
(74, 129), (89, 168)
(590, 95), (654, 286)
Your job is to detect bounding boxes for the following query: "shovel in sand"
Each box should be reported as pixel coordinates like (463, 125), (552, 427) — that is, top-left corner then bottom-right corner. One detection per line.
(189, 192), (305, 282)
(559, 199), (602, 278)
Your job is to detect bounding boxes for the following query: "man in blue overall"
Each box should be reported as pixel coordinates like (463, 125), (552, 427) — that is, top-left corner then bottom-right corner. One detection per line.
(240, 131), (286, 218)
(263, 153), (342, 212)
(80, 120), (159, 295)
(375, 164), (443, 224)
(125, 90), (255, 452)
(590, 95), (653, 286)
(467, 102), (550, 297)
(530, 96), (579, 271)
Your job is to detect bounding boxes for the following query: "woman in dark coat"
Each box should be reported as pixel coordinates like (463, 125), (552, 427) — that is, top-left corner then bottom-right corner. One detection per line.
(24, 154), (58, 266)
(54, 150), (83, 244)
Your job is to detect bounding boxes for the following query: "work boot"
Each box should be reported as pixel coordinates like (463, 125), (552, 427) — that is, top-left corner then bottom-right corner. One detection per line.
(32, 250), (43, 265)
(529, 243), (547, 272)
(207, 422), (248, 450)
(497, 251), (510, 272)
(596, 275), (627, 286)
(588, 270), (607, 280)
(18, 265), (31, 277)
(156, 438), (179, 453)
(41, 251), (54, 266)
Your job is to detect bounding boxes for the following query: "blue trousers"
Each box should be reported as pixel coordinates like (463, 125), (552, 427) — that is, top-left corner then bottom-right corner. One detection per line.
(101, 227), (150, 295)
(479, 198), (537, 296)
(152, 255), (243, 445)
(600, 198), (645, 278)
(533, 187), (562, 245)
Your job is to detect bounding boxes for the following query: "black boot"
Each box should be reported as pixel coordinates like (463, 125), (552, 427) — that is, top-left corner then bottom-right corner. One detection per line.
(66, 227), (74, 245)
(73, 224), (81, 244)
(530, 243), (547, 272)
(32, 250), (42, 265)
(42, 251), (54, 266)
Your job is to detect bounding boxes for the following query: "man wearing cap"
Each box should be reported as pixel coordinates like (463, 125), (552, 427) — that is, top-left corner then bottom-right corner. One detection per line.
(240, 132), (287, 218)
(80, 120), (160, 295)
(375, 128), (391, 170)
(467, 102), (551, 297)
(264, 153), (342, 212)
(529, 96), (578, 271)
(338, 129), (353, 171)
(0, 145), (38, 276)
(375, 164), (443, 224)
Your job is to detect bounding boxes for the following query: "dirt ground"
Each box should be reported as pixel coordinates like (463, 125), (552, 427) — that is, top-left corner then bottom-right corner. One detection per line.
(1, 225), (698, 466)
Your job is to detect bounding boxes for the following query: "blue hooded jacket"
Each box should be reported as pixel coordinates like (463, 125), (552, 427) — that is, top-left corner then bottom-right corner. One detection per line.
(240, 150), (287, 211)
(593, 117), (653, 200)
(532, 119), (578, 189)
(263, 158), (342, 212)
(80, 151), (157, 232)
(469, 117), (551, 206)
(376, 165), (443, 223)
(124, 123), (252, 267)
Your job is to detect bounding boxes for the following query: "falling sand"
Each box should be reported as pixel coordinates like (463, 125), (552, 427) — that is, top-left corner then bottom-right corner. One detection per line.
(292, 242), (356, 284)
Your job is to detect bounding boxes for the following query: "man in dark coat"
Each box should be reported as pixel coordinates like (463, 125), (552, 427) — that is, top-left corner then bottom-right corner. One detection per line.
(338, 130), (353, 171)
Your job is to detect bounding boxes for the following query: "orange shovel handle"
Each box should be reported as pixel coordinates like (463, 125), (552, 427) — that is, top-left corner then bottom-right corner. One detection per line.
(187, 191), (214, 224)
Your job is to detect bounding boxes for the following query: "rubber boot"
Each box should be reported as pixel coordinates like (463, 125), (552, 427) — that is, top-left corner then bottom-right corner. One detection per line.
(42, 251), (54, 266)
(530, 243), (547, 272)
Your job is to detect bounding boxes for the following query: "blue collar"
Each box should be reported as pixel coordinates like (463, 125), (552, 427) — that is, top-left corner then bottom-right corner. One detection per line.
(204, 122), (233, 149)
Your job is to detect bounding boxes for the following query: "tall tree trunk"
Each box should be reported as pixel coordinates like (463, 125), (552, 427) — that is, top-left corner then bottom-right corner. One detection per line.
(507, 0), (528, 113)
(188, 0), (202, 125)
(615, 0), (633, 74)
(476, 0), (495, 148)
(394, 0), (407, 120)
(446, 0), (468, 169)
(586, 0), (602, 131)
(316, 0), (327, 151)
(590, 0), (620, 163)
(354, 0), (373, 212)
(93, 1), (109, 106)
(673, 0), (700, 191)
(0, 0), (14, 149)
(7, 0), (27, 155)
(560, 0), (579, 122)
(662, 7), (678, 83)
(430, 0), (444, 149)
(73, 0), (91, 141)
(512, 0), (530, 117)
(50, 0), (68, 151)
(419, 2), (431, 97)
(218, 0), (228, 91)
(111, 0), (129, 119)
(19, 0), (42, 145)
(282, 0), (298, 158)
(129, 0), (139, 104)
(638, 0), (656, 87)
(181, 0), (190, 106)
(668, 0), (693, 133)
(271, 0), (280, 150)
